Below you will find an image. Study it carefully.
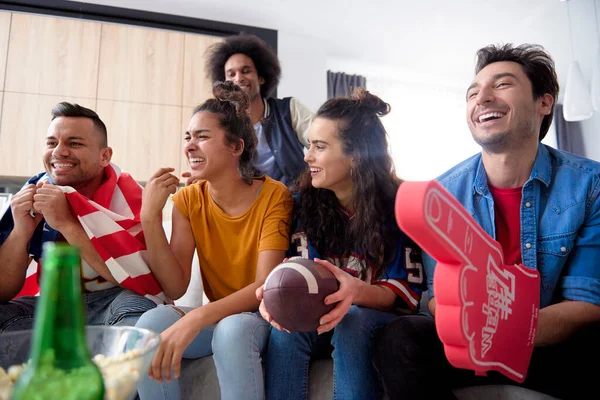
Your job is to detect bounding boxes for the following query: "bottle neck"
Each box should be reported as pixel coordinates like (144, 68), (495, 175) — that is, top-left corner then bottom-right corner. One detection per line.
(30, 259), (90, 368)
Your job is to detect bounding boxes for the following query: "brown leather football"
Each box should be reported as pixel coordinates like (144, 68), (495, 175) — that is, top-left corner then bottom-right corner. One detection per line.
(263, 258), (340, 332)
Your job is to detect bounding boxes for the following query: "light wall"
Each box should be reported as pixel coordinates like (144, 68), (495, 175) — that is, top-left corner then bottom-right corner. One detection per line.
(70, 0), (600, 169)
(569, 0), (600, 161)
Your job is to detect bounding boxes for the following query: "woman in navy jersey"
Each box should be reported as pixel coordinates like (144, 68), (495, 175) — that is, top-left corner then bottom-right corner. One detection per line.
(257, 88), (426, 400)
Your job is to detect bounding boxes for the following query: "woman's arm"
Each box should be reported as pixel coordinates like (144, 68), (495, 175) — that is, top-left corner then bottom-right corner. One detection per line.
(140, 168), (195, 299)
(314, 259), (397, 334)
(141, 205), (195, 299)
(353, 281), (397, 309)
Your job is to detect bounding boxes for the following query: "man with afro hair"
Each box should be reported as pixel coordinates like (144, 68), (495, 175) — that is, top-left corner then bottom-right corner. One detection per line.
(206, 33), (313, 186)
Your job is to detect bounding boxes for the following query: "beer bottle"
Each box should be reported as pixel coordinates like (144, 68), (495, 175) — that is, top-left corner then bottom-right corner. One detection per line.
(12, 242), (104, 400)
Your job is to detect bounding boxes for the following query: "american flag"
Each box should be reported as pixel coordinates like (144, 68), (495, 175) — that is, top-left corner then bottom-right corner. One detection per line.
(12, 163), (170, 305)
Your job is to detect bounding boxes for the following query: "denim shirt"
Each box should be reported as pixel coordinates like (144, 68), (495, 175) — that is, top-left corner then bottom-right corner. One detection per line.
(423, 144), (600, 309)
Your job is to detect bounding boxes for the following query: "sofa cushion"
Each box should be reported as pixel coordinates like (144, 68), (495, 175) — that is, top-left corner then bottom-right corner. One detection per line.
(179, 356), (558, 400)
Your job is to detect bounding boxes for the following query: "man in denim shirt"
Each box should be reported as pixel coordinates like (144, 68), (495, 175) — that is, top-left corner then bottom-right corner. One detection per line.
(373, 44), (600, 400)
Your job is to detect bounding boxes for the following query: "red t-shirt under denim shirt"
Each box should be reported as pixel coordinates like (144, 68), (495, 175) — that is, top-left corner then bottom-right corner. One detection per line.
(488, 184), (523, 266)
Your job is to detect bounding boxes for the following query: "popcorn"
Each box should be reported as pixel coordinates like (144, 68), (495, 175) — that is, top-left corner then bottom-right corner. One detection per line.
(0, 349), (143, 400)
(6, 366), (24, 384)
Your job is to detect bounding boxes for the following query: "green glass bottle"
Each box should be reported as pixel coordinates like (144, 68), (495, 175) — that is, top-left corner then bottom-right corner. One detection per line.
(12, 242), (104, 400)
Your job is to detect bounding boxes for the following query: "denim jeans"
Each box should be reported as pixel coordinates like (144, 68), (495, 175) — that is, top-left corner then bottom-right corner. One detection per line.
(212, 312), (271, 400)
(372, 314), (600, 400)
(0, 287), (156, 333)
(135, 306), (270, 400)
(265, 305), (396, 400)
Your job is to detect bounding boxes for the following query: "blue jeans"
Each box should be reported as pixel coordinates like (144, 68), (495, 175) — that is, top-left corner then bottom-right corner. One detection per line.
(265, 305), (396, 400)
(135, 306), (270, 400)
(212, 312), (271, 400)
(0, 287), (156, 332)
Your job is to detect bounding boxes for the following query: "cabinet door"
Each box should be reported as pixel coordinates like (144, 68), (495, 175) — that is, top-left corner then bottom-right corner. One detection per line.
(97, 100), (182, 182)
(0, 93), (96, 177)
(182, 34), (222, 108)
(179, 107), (194, 180)
(5, 13), (101, 98)
(0, 91), (3, 141)
(0, 12), (10, 91)
(98, 24), (184, 106)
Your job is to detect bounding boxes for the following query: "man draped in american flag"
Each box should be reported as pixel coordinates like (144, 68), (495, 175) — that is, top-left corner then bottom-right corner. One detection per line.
(0, 102), (167, 333)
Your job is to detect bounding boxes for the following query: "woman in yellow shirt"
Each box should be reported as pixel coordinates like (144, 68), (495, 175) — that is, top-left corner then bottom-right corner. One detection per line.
(135, 81), (292, 400)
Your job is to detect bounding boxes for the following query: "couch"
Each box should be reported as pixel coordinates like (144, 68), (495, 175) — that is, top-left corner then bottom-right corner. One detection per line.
(175, 285), (557, 399)
(178, 356), (558, 400)
(165, 221), (558, 400)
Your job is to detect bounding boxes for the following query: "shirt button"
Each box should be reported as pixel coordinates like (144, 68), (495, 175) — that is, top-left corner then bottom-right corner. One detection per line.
(525, 243), (532, 249)
(525, 202), (531, 207)
(560, 246), (567, 253)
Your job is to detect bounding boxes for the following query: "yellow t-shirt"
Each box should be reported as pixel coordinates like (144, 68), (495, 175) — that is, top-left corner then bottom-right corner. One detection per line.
(172, 176), (292, 302)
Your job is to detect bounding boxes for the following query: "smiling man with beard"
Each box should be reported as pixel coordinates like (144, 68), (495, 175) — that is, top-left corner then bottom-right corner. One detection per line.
(204, 34), (314, 187)
(0, 102), (159, 332)
(372, 44), (600, 400)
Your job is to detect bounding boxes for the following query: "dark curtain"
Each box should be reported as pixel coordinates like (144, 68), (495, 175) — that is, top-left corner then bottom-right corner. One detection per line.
(327, 70), (367, 99)
(555, 103), (586, 156)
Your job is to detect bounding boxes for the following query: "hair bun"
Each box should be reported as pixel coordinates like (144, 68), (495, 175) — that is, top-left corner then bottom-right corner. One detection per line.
(350, 87), (390, 117)
(212, 81), (250, 115)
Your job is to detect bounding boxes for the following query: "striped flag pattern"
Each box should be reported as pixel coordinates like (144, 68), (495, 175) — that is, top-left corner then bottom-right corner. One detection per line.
(13, 163), (170, 305)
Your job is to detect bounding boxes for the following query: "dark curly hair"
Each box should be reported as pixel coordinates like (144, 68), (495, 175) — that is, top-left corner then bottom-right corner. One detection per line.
(292, 88), (402, 279)
(475, 43), (559, 141)
(205, 34), (281, 99)
(193, 81), (257, 184)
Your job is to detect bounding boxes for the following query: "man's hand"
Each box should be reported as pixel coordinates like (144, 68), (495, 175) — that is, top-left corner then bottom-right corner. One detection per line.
(32, 182), (78, 232)
(10, 184), (43, 239)
(141, 168), (179, 221)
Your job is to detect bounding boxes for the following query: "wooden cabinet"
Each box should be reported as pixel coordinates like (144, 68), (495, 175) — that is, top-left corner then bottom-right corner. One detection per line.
(183, 34), (222, 108)
(97, 100), (182, 182)
(98, 24), (184, 105)
(5, 13), (101, 98)
(0, 12), (10, 91)
(179, 107), (194, 178)
(0, 93), (96, 177)
(0, 91), (3, 141)
(0, 11), (220, 182)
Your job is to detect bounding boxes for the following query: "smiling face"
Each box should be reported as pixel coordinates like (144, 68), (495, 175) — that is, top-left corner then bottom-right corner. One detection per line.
(43, 116), (111, 188)
(304, 117), (353, 197)
(184, 110), (241, 181)
(224, 53), (264, 101)
(466, 61), (551, 152)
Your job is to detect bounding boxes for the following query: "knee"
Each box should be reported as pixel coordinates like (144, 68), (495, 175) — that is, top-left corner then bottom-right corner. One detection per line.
(134, 305), (182, 334)
(372, 316), (426, 362)
(212, 313), (270, 354)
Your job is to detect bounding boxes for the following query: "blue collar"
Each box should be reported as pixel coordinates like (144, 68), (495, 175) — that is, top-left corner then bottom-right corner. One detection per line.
(473, 144), (552, 196)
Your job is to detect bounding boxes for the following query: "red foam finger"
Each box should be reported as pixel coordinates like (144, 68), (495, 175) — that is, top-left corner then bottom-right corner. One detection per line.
(395, 180), (540, 383)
